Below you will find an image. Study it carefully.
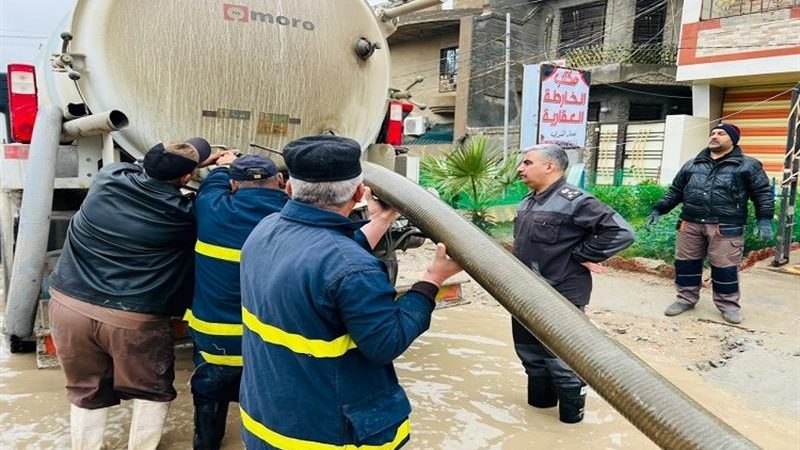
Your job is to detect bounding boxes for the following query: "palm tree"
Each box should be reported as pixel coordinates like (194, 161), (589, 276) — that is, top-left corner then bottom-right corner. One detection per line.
(421, 135), (519, 231)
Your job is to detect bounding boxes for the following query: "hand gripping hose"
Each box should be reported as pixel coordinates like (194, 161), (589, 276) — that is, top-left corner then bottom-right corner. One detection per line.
(364, 162), (758, 450)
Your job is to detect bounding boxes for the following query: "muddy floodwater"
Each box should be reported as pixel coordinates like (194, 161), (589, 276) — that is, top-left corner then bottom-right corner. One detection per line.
(1, 244), (799, 449)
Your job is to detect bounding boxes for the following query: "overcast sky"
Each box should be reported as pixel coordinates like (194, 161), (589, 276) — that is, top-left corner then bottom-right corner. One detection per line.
(0, 0), (73, 68)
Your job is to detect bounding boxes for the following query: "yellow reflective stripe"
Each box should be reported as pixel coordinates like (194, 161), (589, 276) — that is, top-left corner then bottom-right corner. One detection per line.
(183, 309), (243, 336)
(200, 351), (243, 367)
(195, 240), (241, 262)
(240, 407), (410, 450)
(241, 307), (357, 358)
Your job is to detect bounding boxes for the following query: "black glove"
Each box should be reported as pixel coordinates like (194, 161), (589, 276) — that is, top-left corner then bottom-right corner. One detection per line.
(645, 211), (660, 230)
(755, 219), (772, 241)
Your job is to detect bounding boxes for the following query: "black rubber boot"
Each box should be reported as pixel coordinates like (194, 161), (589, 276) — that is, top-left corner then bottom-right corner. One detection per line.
(193, 398), (229, 450)
(557, 385), (587, 424)
(528, 376), (558, 408)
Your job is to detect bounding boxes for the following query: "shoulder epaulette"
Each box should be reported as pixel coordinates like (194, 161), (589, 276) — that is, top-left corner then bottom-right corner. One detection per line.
(557, 186), (583, 201)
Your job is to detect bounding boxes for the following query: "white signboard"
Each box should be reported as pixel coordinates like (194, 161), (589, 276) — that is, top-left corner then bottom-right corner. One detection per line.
(520, 64), (591, 150)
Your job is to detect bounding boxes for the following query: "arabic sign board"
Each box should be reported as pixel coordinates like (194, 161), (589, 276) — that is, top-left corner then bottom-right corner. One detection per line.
(520, 64), (591, 150)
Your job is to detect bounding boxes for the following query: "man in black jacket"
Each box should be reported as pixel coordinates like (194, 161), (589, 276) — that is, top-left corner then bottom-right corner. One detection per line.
(513, 144), (634, 424)
(646, 123), (774, 324)
(49, 138), (219, 450)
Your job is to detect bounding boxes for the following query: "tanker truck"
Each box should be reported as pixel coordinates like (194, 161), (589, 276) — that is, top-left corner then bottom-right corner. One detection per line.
(0, 1), (761, 448)
(1, 0), (432, 352)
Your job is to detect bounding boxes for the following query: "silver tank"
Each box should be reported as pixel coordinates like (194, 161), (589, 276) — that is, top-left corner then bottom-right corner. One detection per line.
(39, 0), (391, 159)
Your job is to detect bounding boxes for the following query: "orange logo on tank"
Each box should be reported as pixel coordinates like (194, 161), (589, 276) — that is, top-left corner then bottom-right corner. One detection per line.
(223, 4), (249, 22)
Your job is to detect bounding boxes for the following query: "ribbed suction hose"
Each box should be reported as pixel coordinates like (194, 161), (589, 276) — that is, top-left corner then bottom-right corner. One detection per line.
(364, 162), (758, 450)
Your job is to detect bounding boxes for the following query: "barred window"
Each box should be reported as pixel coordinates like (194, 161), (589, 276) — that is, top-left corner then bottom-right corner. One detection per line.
(559, 2), (607, 56)
(439, 47), (459, 93)
(633, 0), (667, 45)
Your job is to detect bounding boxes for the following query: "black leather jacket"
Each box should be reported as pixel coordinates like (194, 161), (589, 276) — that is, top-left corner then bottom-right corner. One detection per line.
(653, 146), (774, 225)
(50, 163), (195, 316)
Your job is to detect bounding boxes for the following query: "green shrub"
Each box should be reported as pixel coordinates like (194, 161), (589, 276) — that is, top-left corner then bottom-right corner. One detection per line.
(420, 135), (519, 231)
(589, 185), (799, 262)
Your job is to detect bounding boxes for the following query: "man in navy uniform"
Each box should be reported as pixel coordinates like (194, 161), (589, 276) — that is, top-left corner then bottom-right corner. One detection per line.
(513, 143), (634, 424)
(187, 153), (289, 449)
(239, 135), (462, 449)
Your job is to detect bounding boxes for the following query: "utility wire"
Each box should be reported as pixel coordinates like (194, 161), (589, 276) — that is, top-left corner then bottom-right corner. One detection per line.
(391, 0), (668, 83)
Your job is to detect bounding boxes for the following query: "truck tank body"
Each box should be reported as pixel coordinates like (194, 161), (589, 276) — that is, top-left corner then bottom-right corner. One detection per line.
(39, 0), (390, 160)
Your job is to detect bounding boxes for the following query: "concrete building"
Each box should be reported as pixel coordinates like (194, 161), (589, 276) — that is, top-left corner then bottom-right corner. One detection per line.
(387, 0), (694, 183)
(674, 0), (800, 182)
(386, 2), (483, 155)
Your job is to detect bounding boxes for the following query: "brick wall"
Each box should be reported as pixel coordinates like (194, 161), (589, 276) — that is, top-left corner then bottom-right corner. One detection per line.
(696, 8), (800, 57)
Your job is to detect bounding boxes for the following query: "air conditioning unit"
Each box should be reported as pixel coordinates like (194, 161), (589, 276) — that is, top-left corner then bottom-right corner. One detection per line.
(403, 116), (427, 136)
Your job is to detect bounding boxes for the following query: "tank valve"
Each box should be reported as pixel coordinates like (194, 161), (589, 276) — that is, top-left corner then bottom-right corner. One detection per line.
(53, 31), (80, 75)
(354, 37), (381, 60)
(60, 32), (73, 54)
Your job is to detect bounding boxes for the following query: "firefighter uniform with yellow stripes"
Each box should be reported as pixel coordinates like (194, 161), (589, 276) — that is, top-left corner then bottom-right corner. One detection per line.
(188, 155), (288, 450)
(239, 135), (457, 450)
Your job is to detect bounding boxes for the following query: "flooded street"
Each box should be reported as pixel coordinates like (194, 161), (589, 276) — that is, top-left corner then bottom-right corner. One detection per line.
(1, 244), (799, 449)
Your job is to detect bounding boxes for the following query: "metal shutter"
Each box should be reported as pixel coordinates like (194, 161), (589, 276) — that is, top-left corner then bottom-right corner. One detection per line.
(722, 84), (793, 182)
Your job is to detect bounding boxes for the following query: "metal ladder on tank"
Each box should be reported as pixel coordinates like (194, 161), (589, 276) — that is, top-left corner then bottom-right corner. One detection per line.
(772, 82), (800, 268)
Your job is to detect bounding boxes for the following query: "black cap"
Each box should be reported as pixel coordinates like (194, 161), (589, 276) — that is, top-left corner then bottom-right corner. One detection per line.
(230, 155), (278, 181)
(186, 137), (212, 163)
(282, 135), (362, 182)
(143, 139), (207, 181)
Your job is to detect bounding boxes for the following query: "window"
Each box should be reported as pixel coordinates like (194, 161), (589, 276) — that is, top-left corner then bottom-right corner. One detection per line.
(587, 102), (601, 122)
(629, 103), (663, 121)
(559, 2), (607, 56)
(439, 47), (459, 93)
(633, 0), (666, 45)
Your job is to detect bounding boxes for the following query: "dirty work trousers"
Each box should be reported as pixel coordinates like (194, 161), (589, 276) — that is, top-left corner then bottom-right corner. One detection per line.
(674, 220), (745, 312)
(191, 349), (242, 450)
(48, 294), (176, 409)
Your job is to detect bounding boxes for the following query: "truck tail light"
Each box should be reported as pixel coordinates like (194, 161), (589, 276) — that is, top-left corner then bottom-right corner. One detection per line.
(7, 64), (39, 143)
(383, 100), (414, 146)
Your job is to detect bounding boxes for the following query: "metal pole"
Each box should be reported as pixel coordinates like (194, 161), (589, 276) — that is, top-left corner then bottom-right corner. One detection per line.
(772, 82), (800, 266)
(503, 12), (511, 161)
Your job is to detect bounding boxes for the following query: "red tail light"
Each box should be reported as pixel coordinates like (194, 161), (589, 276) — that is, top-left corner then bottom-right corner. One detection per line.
(384, 100), (414, 146)
(7, 64), (39, 143)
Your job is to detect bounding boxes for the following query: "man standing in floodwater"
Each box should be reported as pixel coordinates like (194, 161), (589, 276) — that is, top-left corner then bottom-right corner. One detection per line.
(512, 143), (635, 423)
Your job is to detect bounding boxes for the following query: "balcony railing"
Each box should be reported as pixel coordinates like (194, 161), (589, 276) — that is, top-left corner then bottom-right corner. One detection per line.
(702, 0), (800, 19)
(564, 44), (678, 68)
(439, 74), (457, 93)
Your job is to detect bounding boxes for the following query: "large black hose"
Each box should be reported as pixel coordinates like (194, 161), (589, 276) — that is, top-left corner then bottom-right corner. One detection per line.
(364, 162), (758, 450)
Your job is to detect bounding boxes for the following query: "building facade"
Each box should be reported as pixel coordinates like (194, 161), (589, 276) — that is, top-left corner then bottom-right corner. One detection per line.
(387, 0), (694, 183)
(676, 0), (800, 181)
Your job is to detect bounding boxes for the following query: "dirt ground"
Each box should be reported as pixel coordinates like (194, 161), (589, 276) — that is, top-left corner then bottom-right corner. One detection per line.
(1, 243), (798, 449)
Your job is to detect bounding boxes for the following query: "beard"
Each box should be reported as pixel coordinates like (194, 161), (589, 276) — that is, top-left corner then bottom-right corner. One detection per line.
(708, 142), (730, 153)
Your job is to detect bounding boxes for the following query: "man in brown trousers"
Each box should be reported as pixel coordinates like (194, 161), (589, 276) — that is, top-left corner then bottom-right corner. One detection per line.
(646, 123), (774, 324)
(49, 138), (219, 450)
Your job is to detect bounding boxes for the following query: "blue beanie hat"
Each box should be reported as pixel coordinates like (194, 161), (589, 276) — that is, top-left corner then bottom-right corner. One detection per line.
(712, 123), (741, 145)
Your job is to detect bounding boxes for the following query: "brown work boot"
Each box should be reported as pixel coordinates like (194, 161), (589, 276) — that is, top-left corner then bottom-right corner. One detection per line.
(721, 309), (742, 324)
(664, 301), (693, 317)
